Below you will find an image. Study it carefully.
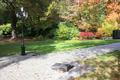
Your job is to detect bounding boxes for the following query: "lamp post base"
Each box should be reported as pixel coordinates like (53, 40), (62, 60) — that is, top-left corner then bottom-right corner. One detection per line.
(21, 45), (26, 56)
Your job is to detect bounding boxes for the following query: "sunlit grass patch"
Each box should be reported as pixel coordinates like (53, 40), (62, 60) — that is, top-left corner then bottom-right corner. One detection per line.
(78, 50), (120, 80)
(0, 39), (120, 57)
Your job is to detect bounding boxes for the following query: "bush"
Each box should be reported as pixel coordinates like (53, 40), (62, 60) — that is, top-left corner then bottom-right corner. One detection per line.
(0, 23), (11, 36)
(96, 20), (119, 39)
(79, 32), (95, 39)
(95, 28), (104, 39)
(54, 22), (79, 40)
(34, 35), (44, 40)
(99, 20), (118, 37)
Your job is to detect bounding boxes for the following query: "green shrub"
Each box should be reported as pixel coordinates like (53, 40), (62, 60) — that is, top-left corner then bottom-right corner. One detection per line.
(54, 22), (79, 40)
(102, 20), (118, 37)
(35, 35), (46, 41)
(0, 23), (11, 36)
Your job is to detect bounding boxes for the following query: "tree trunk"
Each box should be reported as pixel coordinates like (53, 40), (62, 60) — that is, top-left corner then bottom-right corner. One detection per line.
(11, 29), (16, 39)
(10, 9), (17, 40)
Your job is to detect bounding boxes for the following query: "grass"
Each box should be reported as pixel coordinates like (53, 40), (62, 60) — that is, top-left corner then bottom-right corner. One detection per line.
(0, 39), (120, 57)
(77, 50), (120, 80)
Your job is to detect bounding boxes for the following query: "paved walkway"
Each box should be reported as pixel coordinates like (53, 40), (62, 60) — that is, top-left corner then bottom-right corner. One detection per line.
(0, 43), (120, 80)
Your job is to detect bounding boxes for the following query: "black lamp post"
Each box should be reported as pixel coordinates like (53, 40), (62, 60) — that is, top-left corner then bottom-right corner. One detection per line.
(16, 7), (28, 55)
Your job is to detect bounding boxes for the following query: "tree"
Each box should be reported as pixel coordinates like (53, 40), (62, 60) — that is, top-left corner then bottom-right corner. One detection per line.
(1, 0), (59, 39)
(2, 0), (18, 39)
(56, 0), (106, 32)
(77, 0), (106, 31)
(0, 0), (7, 24)
(106, 0), (120, 24)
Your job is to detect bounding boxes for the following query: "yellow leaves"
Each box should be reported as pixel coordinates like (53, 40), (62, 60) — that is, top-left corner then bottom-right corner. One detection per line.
(80, 22), (92, 31)
(44, 1), (56, 17)
(97, 20), (119, 37)
(96, 27), (104, 38)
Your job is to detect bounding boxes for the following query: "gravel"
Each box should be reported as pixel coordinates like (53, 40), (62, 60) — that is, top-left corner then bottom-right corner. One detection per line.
(0, 43), (120, 80)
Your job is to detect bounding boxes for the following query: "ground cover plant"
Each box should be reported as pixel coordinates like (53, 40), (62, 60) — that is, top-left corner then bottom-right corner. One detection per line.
(0, 39), (120, 57)
(77, 50), (120, 80)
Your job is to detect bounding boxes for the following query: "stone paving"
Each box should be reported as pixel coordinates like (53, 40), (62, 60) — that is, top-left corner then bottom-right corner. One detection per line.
(0, 43), (120, 80)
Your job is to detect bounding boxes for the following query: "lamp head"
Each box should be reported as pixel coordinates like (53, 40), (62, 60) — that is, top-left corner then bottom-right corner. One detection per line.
(20, 7), (24, 12)
(16, 7), (28, 19)
(9, 0), (13, 3)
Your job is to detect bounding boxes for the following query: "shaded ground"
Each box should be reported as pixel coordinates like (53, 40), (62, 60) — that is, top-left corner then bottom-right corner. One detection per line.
(0, 43), (120, 80)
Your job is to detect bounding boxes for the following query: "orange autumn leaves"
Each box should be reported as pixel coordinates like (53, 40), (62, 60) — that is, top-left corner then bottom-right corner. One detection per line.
(106, 2), (120, 21)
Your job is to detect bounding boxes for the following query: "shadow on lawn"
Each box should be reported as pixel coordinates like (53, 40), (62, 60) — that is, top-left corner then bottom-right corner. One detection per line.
(65, 40), (120, 49)
(0, 39), (120, 56)
(0, 40), (57, 57)
(0, 40), (57, 69)
(0, 40), (120, 69)
(26, 40), (57, 55)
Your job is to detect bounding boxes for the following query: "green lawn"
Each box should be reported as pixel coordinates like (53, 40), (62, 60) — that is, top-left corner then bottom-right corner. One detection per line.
(0, 39), (120, 57)
(78, 50), (120, 80)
